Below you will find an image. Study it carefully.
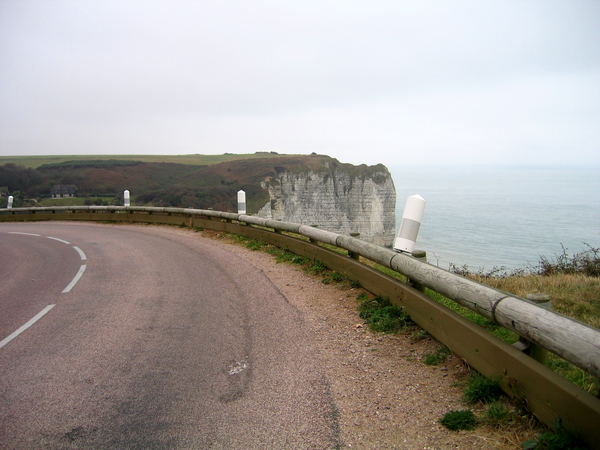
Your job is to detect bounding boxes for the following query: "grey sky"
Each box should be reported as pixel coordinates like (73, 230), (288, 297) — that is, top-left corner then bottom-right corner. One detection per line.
(1, 0), (599, 167)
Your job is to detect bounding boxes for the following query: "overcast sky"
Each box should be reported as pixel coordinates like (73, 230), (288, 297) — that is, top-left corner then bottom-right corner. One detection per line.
(1, 0), (599, 167)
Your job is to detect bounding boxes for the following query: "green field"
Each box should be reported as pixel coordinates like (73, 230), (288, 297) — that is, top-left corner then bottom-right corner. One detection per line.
(0, 152), (294, 169)
(37, 197), (115, 207)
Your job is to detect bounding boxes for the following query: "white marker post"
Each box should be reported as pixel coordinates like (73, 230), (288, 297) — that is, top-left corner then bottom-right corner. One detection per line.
(394, 194), (426, 254)
(7, 196), (13, 209)
(237, 190), (246, 215)
(124, 190), (130, 207)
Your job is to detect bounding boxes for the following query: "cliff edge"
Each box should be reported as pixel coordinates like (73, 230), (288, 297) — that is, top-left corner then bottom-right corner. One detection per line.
(255, 156), (396, 247)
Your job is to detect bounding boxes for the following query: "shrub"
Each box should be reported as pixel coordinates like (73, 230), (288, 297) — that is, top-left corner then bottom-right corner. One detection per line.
(356, 292), (368, 301)
(330, 271), (345, 282)
(462, 374), (503, 404)
(535, 244), (599, 277)
(350, 279), (361, 288)
(439, 410), (478, 431)
(482, 402), (514, 427)
(244, 239), (265, 251)
(358, 296), (413, 333)
(423, 346), (451, 365)
(309, 260), (327, 274)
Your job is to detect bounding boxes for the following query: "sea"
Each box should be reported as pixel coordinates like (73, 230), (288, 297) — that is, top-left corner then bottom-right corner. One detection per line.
(387, 165), (600, 273)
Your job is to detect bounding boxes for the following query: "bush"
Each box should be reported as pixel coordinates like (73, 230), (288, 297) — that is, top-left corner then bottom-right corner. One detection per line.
(535, 244), (599, 277)
(423, 346), (451, 365)
(350, 279), (361, 288)
(358, 296), (413, 333)
(439, 410), (478, 431)
(356, 292), (368, 301)
(309, 260), (327, 274)
(482, 402), (514, 427)
(330, 271), (345, 282)
(462, 374), (503, 404)
(449, 263), (526, 279)
(449, 244), (600, 278)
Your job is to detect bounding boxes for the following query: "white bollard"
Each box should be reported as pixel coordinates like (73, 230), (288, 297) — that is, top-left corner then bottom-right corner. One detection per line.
(124, 190), (130, 207)
(237, 190), (246, 215)
(394, 194), (426, 254)
(7, 195), (13, 209)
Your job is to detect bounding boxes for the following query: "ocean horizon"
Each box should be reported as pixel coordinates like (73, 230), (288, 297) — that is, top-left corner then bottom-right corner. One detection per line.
(388, 164), (600, 272)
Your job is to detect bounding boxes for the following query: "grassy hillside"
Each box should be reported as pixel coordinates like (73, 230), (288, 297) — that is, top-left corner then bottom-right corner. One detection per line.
(0, 152), (291, 169)
(1, 153), (389, 212)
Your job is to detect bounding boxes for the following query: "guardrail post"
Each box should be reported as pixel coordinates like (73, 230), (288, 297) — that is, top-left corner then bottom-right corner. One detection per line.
(513, 293), (552, 364)
(408, 250), (427, 292)
(309, 224), (319, 243)
(274, 219), (283, 233)
(348, 232), (361, 259)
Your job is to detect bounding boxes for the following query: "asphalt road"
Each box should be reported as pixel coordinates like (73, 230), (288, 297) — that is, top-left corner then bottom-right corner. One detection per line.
(0, 222), (340, 449)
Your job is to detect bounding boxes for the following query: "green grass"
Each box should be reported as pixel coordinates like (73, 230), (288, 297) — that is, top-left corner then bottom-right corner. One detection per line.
(35, 197), (113, 207)
(357, 295), (413, 333)
(226, 236), (353, 288)
(330, 271), (345, 282)
(265, 245), (309, 265)
(482, 401), (514, 428)
(546, 354), (600, 396)
(462, 374), (503, 405)
(0, 153), (294, 169)
(439, 410), (479, 431)
(423, 345), (451, 365)
(36, 197), (87, 206)
(423, 289), (600, 396)
(350, 279), (361, 289)
(424, 289), (520, 344)
(410, 329), (428, 341)
(309, 260), (327, 274)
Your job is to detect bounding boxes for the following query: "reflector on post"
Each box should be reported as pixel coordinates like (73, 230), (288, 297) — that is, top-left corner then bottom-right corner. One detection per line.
(124, 190), (130, 207)
(237, 190), (246, 215)
(7, 196), (13, 209)
(394, 194), (426, 254)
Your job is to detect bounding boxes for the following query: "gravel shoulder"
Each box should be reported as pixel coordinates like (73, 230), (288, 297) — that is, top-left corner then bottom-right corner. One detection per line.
(187, 228), (543, 450)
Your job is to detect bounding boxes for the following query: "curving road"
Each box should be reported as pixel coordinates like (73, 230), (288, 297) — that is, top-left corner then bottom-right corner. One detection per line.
(0, 222), (340, 449)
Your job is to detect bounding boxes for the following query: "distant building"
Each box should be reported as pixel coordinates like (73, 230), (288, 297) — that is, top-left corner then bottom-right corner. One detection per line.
(51, 185), (78, 198)
(0, 187), (8, 197)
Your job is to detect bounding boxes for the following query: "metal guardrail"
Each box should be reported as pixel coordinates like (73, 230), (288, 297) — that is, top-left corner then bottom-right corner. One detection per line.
(2, 205), (600, 443)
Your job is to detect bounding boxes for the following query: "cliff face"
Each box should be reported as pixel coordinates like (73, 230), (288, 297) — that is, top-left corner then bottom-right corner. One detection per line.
(257, 161), (396, 247)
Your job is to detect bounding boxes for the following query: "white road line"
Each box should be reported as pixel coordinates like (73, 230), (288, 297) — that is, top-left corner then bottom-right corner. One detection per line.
(8, 232), (40, 236)
(0, 304), (56, 349)
(63, 265), (87, 293)
(47, 236), (71, 244)
(73, 246), (87, 260)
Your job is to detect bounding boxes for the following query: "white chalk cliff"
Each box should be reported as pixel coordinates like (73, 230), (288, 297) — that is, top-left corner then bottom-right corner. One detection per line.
(257, 162), (396, 247)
